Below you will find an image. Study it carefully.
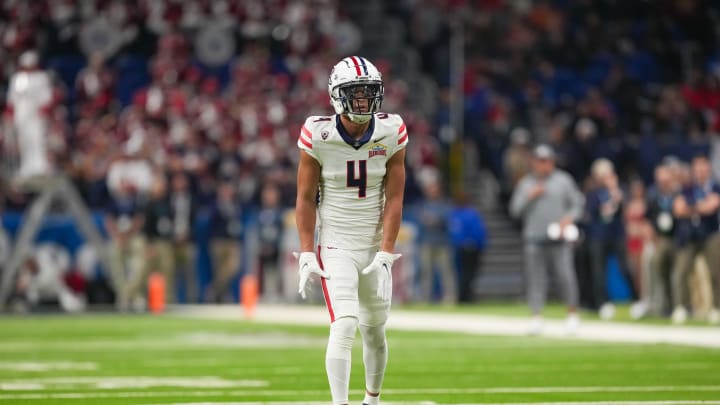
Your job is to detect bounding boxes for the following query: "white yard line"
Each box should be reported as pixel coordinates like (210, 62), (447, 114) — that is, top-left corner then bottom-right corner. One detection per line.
(0, 361), (97, 371)
(139, 358), (711, 373)
(0, 338), (647, 353)
(2, 385), (720, 399)
(148, 402), (436, 405)
(453, 402), (720, 405)
(171, 304), (720, 349)
(0, 331), (325, 352)
(383, 386), (720, 394)
(0, 376), (268, 391)
(0, 391), (231, 400)
(173, 401), (720, 405)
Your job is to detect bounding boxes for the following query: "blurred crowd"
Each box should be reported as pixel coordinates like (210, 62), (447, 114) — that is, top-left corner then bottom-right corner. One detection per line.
(389, 0), (720, 322)
(1, 0), (720, 318)
(0, 0), (464, 311)
(0, 0), (438, 211)
(393, 0), (720, 189)
(433, 0), (720, 322)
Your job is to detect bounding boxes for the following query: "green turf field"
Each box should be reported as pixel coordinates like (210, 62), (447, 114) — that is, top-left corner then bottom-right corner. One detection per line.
(1, 313), (719, 405)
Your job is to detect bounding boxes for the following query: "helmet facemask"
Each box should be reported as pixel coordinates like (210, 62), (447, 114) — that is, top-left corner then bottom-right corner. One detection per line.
(335, 82), (383, 124)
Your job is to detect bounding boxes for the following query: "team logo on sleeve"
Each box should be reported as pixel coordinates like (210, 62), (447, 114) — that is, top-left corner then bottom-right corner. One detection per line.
(368, 143), (387, 158)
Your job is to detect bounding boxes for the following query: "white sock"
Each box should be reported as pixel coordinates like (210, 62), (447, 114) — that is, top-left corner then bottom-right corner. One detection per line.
(359, 324), (387, 397)
(326, 317), (358, 405)
(363, 392), (380, 405)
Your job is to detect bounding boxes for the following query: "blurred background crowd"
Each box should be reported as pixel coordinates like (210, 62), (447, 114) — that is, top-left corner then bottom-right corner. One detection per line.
(0, 0), (719, 324)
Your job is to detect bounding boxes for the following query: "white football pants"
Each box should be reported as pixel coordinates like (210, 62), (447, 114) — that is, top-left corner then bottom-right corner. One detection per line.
(319, 246), (391, 405)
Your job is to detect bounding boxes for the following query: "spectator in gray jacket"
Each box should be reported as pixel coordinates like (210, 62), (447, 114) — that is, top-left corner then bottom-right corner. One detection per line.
(510, 144), (585, 335)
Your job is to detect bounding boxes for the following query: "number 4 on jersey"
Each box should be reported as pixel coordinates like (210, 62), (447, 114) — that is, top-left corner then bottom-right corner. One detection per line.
(346, 160), (367, 198)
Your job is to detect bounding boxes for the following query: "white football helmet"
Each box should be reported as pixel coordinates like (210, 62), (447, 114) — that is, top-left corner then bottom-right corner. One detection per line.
(328, 56), (384, 124)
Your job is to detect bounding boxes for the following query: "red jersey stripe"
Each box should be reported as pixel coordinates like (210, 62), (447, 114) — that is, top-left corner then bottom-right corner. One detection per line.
(398, 122), (406, 134)
(301, 125), (312, 138)
(299, 136), (312, 149)
(398, 133), (408, 145)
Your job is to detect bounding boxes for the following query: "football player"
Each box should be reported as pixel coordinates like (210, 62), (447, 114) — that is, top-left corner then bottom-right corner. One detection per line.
(295, 56), (408, 405)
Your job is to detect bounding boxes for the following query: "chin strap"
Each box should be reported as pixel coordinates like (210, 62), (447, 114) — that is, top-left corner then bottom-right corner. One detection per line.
(348, 113), (372, 124)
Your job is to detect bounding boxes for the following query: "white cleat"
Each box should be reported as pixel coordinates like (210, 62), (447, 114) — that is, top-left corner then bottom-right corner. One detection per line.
(671, 306), (688, 325)
(565, 313), (580, 335)
(527, 315), (544, 336)
(599, 302), (616, 321)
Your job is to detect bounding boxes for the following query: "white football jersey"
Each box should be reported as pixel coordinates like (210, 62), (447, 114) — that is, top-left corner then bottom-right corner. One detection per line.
(298, 113), (409, 249)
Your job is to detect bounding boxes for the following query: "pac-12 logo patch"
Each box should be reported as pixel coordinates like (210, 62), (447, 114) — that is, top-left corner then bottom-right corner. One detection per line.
(321, 130), (329, 140)
(368, 143), (387, 158)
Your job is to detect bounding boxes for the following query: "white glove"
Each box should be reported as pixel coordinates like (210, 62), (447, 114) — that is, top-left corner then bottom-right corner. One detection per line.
(361, 251), (402, 301)
(292, 252), (330, 299)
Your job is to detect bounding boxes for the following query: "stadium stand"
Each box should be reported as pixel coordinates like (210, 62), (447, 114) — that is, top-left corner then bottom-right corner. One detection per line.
(1, 1), (720, 320)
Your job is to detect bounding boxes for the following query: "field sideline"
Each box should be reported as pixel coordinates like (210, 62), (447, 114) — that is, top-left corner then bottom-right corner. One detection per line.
(176, 303), (720, 348)
(1, 304), (719, 405)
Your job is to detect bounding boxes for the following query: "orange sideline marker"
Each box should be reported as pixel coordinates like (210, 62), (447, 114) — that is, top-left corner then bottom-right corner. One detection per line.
(241, 273), (259, 319)
(148, 272), (166, 314)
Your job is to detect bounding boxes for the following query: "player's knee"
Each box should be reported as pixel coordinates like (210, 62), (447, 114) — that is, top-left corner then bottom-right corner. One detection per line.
(328, 316), (358, 352)
(359, 324), (386, 350)
(360, 305), (389, 326)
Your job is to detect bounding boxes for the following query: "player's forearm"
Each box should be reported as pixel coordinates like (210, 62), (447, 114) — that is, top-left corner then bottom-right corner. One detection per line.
(381, 198), (403, 252)
(295, 150), (320, 253)
(295, 198), (317, 252)
(381, 148), (406, 252)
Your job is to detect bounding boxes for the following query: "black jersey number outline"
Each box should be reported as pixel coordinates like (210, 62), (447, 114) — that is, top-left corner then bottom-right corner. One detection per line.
(346, 160), (367, 198)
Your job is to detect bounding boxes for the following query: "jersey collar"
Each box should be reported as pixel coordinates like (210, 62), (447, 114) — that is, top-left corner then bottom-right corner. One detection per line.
(336, 115), (375, 150)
